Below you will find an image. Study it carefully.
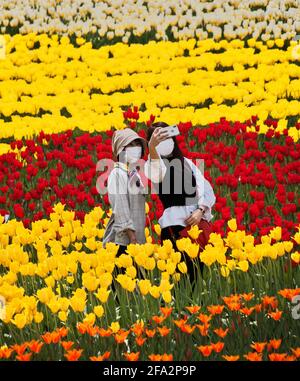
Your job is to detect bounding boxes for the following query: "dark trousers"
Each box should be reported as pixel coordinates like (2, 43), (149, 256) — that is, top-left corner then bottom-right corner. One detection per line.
(161, 225), (204, 285)
(117, 245), (127, 256)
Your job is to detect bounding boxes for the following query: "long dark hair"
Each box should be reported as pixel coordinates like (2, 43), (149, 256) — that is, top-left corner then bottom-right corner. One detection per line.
(146, 121), (183, 161)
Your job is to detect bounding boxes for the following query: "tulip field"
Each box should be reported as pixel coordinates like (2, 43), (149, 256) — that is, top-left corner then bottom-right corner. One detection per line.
(0, 0), (300, 362)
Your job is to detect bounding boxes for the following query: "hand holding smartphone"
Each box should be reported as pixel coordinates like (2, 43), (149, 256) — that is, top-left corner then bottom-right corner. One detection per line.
(163, 124), (180, 138)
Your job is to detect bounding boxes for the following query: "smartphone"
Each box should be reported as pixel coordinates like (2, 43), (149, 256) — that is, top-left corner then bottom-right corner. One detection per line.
(163, 124), (180, 137)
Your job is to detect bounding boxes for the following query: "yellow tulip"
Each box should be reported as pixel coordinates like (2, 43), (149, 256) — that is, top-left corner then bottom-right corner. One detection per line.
(94, 287), (110, 303)
(58, 311), (68, 322)
(162, 290), (172, 304)
(220, 266), (230, 278)
(12, 313), (27, 329)
(185, 243), (199, 259)
(177, 262), (187, 274)
(165, 261), (176, 275)
(154, 224), (161, 236)
(98, 272), (113, 288)
(48, 299), (60, 314)
(188, 225), (202, 240)
(138, 279), (151, 296)
(83, 313), (96, 326)
(126, 266), (137, 279)
(283, 241), (293, 253)
(110, 321), (120, 333)
(237, 260), (249, 272)
(269, 227), (282, 241)
(157, 260), (166, 271)
(67, 275), (75, 284)
(227, 218), (237, 231)
(94, 305), (105, 318)
(70, 296), (86, 313)
(34, 311), (44, 324)
(291, 252), (300, 263)
(149, 285), (160, 299)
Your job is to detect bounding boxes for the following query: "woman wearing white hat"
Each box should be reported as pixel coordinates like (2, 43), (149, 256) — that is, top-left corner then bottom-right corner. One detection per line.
(103, 128), (148, 255)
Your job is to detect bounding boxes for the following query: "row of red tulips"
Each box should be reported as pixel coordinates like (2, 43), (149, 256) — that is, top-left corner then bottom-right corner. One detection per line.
(0, 114), (299, 242)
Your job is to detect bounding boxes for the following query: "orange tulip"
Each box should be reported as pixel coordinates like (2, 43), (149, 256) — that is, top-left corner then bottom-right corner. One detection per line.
(0, 347), (13, 359)
(160, 307), (173, 317)
(250, 342), (267, 353)
(254, 304), (262, 313)
(115, 330), (130, 344)
(61, 341), (74, 351)
(161, 354), (173, 361)
(173, 319), (187, 329)
(262, 296), (278, 310)
(286, 355), (296, 361)
(269, 353), (287, 361)
(149, 354), (162, 361)
(197, 345), (213, 357)
(196, 324), (210, 336)
(207, 305), (224, 315)
(145, 329), (156, 338)
(278, 288), (300, 301)
(185, 306), (201, 314)
(64, 349), (83, 361)
(157, 326), (171, 337)
(11, 343), (27, 356)
(212, 342), (225, 353)
(90, 352), (111, 361)
(135, 336), (147, 346)
(291, 348), (300, 358)
(42, 331), (61, 344)
(240, 307), (255, 316)
(223, 295), (240, 305)
(268, 339), (282, 351)
(77, 323), (97, 336)
(241, 292), (255, 301)
(42, 332), (53, 344)
(244, 352), (263, 361)
(222, 355), (240, 361)
(77, 322), (88, 334)
(227, 302), (241, 311)
(152, 315), (165, 324)
(180, 324), (196, 334)
(268, 310), (283, 321)
(131, 322), (144, 337)
(197, 313), (212, 324)
(88, 325), (99, 336)
(97, 327), (112, 337)
(27, 340), (44, 354)
(214, 327), (229, 338)
(52, 331), (61, 343)
(57, 327), (69, 338)
(16, 353), (32, 361)
(124, 352), (140, 361)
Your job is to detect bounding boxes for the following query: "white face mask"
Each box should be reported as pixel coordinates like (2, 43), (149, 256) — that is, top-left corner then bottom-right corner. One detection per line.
(124, 146), (142, 164)
(156, 138), (174, 157)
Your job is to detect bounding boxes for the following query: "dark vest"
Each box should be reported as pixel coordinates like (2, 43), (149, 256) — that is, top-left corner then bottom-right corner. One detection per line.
(156, 157), (198, 209)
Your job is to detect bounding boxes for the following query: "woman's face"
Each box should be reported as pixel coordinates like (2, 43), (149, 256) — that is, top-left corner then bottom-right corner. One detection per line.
(154, 129), (175, 158)
(121, 139), (143, 164)
(126, 140), (142, 149)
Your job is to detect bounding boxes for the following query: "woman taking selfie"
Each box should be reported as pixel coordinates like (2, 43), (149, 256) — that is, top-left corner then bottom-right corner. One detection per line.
(103, 128), (147, 255)
(144, 122), (216, 283)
